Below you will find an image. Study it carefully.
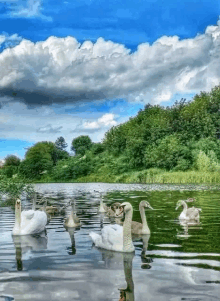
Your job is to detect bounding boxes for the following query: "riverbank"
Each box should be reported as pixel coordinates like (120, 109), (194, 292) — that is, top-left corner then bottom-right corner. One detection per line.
(35, 169), (220, 184)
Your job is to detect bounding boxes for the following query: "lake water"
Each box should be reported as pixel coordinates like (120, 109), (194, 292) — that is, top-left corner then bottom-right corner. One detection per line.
(0, 183), (220, 301)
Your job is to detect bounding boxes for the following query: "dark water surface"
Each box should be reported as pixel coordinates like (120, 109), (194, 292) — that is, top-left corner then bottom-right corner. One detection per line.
(0, 183), (220, 301)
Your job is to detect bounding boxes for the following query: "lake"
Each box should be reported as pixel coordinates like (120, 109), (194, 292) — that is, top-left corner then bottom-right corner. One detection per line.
(0, 183), (220, 301)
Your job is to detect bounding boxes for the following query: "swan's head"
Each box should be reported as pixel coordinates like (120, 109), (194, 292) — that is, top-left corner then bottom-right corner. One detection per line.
(111, 202), (122, 216)
(140, 201), (153, 210)
(117, 202), (132, 216)
(175, 200), (185, 210)
(186, 198), (196, 202)
(15, 199), (21, 210)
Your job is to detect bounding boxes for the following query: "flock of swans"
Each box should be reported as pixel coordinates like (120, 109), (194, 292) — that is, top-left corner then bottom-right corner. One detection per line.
(12, 194), (202, 253)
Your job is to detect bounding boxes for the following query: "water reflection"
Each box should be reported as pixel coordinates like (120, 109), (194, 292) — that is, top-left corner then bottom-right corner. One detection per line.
(118, 253), (135, 301)
(177, 220), (201, 239)
(65, 227), (76, 255)
(12, 232), (47, 271)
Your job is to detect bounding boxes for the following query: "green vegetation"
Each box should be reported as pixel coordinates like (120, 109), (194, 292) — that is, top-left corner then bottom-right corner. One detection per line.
(0, 173), (34, 206)
(2, 86), (220, 184)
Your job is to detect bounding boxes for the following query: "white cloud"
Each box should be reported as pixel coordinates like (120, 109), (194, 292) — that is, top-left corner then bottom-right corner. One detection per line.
(82, 113), (117, 130)
(0, 101), (117, 155)
(0, 0), (52, 21)
(1, 22), (220, 105)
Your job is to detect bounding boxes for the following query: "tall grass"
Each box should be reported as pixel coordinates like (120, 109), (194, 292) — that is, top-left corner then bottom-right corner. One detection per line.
(114, 169), (220, 184)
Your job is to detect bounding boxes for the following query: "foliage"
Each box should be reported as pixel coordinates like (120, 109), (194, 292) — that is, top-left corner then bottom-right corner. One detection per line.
(0, 174), (34, 206)
(19, 142), (56, 179)
(52, 155), (93, 181)
(145, 135), (191, 170)
(4, 155), (21, 167)
(71, 135), (93, 156)
(55, 136), (68, 150)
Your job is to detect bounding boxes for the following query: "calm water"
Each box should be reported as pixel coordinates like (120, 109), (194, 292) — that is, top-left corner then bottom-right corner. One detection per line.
(0, 183), (220, 301)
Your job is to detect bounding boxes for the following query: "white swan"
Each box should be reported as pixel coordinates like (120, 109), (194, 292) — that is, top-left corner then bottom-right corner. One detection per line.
(12, 199), (47, 236)
(89, 202), (135, 253)
(64, 200), (81, 228)
(176, 200), (201, 220)
(131, 201), (153, 235)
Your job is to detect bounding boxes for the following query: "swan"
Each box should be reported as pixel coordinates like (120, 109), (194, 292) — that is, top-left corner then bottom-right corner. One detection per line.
(98, 196), (108, 213)
(89, 202), (135, 252)
(64, 200), (81, 228)
(131, 201), (153, 235)
(175, 200), (201, 220)
(106, 202), (123, 217)
(12, 199), (47, 236)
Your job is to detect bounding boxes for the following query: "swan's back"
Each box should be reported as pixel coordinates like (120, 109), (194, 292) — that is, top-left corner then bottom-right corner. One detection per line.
(131, 221), (143, 234)
(90, 224), (124, 251)
(186, 207), (201, 219)
(16, 210), (47, 235)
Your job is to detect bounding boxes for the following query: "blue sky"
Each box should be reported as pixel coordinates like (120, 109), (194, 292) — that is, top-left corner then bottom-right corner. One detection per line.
(0, 0), (220, 160)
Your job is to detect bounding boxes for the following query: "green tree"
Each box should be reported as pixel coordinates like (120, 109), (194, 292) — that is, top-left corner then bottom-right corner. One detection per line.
(3, 155), (21, 178)
(19, 142), (56, 179)
(71, 135), (93, 156)
(4, 155), (20, 167)
(55, 136), (68, 150)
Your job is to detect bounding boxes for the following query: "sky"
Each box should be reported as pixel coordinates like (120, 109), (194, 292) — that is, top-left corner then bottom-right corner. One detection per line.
(0, 0), (220, 160)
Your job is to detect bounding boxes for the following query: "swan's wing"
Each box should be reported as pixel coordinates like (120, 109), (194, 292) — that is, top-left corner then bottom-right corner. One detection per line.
(89, 224), (123, 251)
(101, 224), (123, 246)
(186, 207), (200, 219)
(131, 221), (142, 233)
(21, 211), (47, 235)
(21, 210), (35, 220)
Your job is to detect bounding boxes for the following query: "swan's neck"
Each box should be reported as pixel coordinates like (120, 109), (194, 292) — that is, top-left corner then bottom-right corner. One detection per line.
(123, 208), (134, 252)
(15, 202), (21, 231)
(99, 199), (105, 212)
(140, 204), (150, 233)
(142, 234), (150, 252)
(182, 201), (188, 214)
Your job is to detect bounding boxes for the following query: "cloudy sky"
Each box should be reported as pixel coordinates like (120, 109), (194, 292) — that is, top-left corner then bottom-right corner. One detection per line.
(0, 0), (220, 159)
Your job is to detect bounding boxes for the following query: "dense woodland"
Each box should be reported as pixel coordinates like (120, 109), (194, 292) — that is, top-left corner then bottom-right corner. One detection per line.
(1, 85), (220, 184)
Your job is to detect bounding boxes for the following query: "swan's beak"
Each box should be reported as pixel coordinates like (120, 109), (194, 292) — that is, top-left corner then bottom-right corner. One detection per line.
(148, 205), (153, 210)
(175, 206), (179, 210)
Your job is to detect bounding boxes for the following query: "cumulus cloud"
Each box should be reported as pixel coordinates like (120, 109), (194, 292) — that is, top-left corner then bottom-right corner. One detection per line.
(82, 113), (117, 130)
(1, 22), (220, 106)
(0, 33), (22, 50)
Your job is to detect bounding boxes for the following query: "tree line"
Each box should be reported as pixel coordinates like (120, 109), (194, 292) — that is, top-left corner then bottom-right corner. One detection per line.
(1, 85), (220, 182)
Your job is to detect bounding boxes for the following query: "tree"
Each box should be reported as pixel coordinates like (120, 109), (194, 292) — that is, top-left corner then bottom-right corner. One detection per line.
(71, 135), (93, 156)
(19, 142), (56, 179)
(4, 155), (20, 167)
(3, 155), (21, 178)
(55, 136), (68, 150)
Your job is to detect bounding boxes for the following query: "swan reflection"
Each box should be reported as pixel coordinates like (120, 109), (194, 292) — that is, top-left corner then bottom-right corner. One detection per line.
(65, 227), (76, 255)
(118, 253), (135, 301)
(132, 234), (153, 269)
(12, 233), (48, 271)
(177, 220), (201, 239)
